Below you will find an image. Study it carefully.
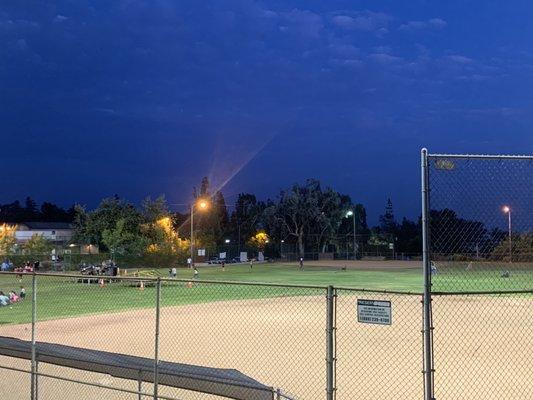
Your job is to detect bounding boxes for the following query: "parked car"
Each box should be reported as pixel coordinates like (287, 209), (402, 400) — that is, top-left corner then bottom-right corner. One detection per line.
(207, 257), (222, 264)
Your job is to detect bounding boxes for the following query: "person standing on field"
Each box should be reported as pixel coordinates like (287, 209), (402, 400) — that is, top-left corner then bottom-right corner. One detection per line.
(187, 258), (192, 269)
(299, 257), (304, 271)
(171, 267), (177, 278)
(250, 258), (254, 270)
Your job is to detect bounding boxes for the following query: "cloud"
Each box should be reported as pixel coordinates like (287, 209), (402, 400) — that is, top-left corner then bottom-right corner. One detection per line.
(429, 18), (447, 29)
(14, 38), (28, 51)
(329, 43), (360, 58)
(54, 15), (68, 23)
(0, 18), (40, 32)
(399, 18), (447, 31)
(368, 53), (402, 64)
(445, 54), (474, 64)
(331, 10), (392, 34)
(282, 9), (323, 38)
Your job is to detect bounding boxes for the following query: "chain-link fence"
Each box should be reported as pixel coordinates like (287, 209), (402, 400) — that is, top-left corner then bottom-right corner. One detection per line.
(423, 150), (533, 400)
(0, 271), (426, 400)
(1, 150), (530, 400)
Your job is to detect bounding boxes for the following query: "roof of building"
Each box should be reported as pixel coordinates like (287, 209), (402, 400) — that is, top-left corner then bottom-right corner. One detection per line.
(19, 222), (74, 230)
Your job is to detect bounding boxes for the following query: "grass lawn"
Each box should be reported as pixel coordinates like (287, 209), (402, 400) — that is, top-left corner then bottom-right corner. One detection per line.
(0, 262), (529, 326)
(0, 263), (421, 325)
(159, 263), (423, 291)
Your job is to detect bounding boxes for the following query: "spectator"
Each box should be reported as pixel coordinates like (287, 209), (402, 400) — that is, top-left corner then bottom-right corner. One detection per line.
(430, 262), (438, 275)
(1, 260), (8, 272)
(0, 291), (10, 306)
(9, 291), (19, 303)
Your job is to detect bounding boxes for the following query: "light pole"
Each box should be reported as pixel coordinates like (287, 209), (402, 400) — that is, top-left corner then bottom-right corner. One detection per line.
(346, 210), (356, 260)
(190, 199), (209, 266)
(502, 205), (512, 262)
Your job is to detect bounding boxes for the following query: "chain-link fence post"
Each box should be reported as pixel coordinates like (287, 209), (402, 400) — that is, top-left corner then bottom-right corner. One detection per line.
(421, 148), (435, 400)
(154, 277), (161, 400)
(326, 285), (336, 400)
(30, 272), (37, 400)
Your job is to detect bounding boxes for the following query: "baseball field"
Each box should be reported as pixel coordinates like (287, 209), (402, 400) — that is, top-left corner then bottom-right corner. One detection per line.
(0, 260), (531, 399)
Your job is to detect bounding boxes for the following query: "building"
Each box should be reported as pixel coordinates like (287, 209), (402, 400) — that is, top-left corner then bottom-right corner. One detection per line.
(14, 222), (75, 245)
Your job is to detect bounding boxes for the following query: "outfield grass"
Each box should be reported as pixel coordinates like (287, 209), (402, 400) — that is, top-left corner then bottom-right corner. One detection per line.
(0, 262), (529, 326)
(159, 263), (423, 290)
(0, 263), (422, 325)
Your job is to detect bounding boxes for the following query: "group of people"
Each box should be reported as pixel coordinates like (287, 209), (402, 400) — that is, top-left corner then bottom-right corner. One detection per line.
(168, 266), (200, 280)
(0, 287), (26, 306)
(1, 259), (14, 272)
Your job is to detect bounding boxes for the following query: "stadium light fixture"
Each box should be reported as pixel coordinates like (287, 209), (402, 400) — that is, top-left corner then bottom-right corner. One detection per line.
(502, 205), (512, 262)
(198, 199), (209, 210)
(225, 239), (230, 244)
(346, 210), (356, 260)
(190, 198), (211, 266)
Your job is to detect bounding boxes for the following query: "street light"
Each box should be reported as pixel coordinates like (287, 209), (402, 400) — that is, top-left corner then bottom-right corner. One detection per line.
(502, 205), (512, 263)
(190, 198), (210, 266)
(346, 210), (356, 260)
(225, 239), (231, 244)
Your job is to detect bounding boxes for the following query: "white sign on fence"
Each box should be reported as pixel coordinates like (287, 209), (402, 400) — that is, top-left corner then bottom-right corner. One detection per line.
(357, 299), (392, 325)
(198, 249), (206, 256)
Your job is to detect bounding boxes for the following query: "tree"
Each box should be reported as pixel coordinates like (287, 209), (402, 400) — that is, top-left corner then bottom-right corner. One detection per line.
(229, 193), (265, 249)
(490, 233), (533, 262)
(24, 234), (52, 255)
(24, 197), (39, 220)
(0, 199), (75, 223)
(379, 198), (398, 237)
(0, 224), (17, 254)
(142, 195), (169, 223)
(102, 219), (145, 257)
(396, 217), (421, 255)
(336, 201), (369, 254)
(247, 230), (270, 251)
(213, 191), (229, 243)
(0, 201), (24, 222)
(73, 197), (143, 250)
(41, 202), (75, 222)
(264, 179), (344, 257)
(430, 209), (488, 257)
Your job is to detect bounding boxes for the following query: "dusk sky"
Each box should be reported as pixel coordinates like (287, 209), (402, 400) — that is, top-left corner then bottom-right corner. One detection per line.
(2, 1), (533, 223)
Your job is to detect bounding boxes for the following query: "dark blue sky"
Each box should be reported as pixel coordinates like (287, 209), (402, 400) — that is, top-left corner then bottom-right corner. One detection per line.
(2, 1), (533, 223)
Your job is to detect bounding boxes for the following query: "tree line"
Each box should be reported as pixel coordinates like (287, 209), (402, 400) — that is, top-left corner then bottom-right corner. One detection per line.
(3, 178), (520, 261)
(69, 177), (422, 259)
(0, 198), (75, 223)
